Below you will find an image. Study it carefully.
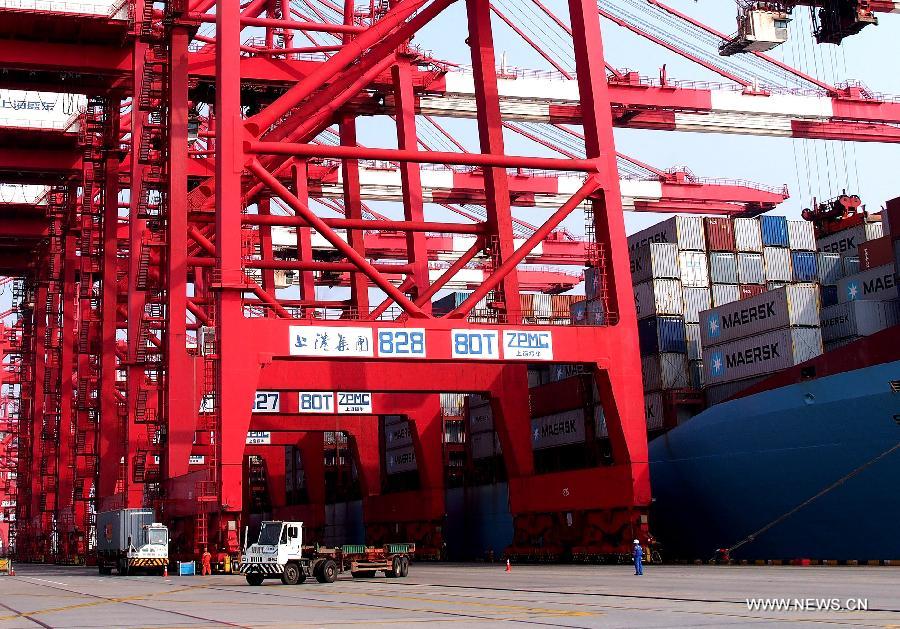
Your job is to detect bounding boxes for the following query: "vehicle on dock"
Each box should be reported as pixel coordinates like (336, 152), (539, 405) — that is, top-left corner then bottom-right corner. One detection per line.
(96, 509), (169, 575)
(236, 520), (414, 586)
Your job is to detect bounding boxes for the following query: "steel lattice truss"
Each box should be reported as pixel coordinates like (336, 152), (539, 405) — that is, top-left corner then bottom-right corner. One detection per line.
(0, 0), (897, 561)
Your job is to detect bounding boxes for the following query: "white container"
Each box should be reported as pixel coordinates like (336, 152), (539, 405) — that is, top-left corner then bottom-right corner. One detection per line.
(467, 400), (494, 434)
(837, 264), (898, 303)
(711, 284), (741, 307)
(703, 327), (823, 385)
(628, 215), (706, 253)
(685, 323), (702, 360)
(819, 300), (900, 342)
(630, 242), (680, 284)
(817, 253), (842, 286)
(787, 220), (816, 251)
(816, 222), (884, 257)
(641, 353), (690, 391)
(709, 252), (738, 284)
(737, 253), (765, 285)
(532, 294), (552, 319)
(733, 218), (763, 252)
(531, 409), (586, 450)
(705, 377), (766, 406)
(700, 283), (820, 347)
(679, 251), (709, 288)
(682, 287), (712, 324)
(633, 279), (684, 320)
(644, 392), (665, 431)
(763, 246), (792, 282)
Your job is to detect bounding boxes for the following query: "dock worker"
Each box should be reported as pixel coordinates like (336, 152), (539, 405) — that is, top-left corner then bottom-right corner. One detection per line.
(633, 539), (644, 576)
(201, 546), (212, 576)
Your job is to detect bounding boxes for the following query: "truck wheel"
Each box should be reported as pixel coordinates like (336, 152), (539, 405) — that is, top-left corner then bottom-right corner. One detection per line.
(98, 565), (112, 575)
(281, 562), (302, 585)
(400, 557), (409, 577)
(246, 574), (265, 586)
(386, 557), (402, 578)
(315, 559), (337, 583)
(351, 570), (376, 578)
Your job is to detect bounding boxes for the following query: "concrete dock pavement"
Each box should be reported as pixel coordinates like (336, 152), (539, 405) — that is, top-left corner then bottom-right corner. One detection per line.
(0, 563), (898, 627)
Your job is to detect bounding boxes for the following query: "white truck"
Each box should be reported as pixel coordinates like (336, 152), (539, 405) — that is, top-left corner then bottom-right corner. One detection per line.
(236, 521), (414, 586)
(96, 509), (169, 575)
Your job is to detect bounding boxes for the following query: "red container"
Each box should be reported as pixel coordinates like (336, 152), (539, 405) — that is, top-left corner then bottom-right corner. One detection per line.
(529, 374), (590, 417)
(739, 284), (766, 300)
(704, 217), (736, 251)
(858, 237), (893, 270)
(885, 197), (900, 238)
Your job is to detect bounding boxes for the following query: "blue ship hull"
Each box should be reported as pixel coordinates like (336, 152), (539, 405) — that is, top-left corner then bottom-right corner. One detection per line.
(649, 359), (900, 561)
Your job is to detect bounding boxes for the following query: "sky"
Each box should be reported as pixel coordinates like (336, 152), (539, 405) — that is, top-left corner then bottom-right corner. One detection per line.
(401, 0), (900, 235)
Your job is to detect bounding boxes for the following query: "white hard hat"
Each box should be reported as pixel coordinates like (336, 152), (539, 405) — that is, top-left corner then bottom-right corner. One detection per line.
(634, 539), (640, 544)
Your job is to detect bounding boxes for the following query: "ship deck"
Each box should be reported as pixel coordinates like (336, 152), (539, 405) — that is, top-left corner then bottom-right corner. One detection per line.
(0, 563), (897, 627)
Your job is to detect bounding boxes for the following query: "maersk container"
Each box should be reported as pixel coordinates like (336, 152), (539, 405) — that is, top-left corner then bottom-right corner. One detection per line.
(705, 218), (736, 251)
(816, 222), (884, 257)
(638, 316), (687, 355)
(644, 392), (665, 431)
(633, 278), (684, 320)
(819, 300), (900, 343)
(685, 323), (702, 360)
(641, 353), (690, 391)
(737, 253), (765, 285)
(386, 445), (417, 475)
(679, 251), (709, 288)
(584, 266), (603, 300)
(689, 359), (704, 390)
(759, 215), (789, 247)
(627, 215), (706, 253)
(569, 299), (604, 325)
(820, 284), (839, 308)
(703, 327), (823, 385)
(682, 287), (712, 324)
(739, 284), (766, 300)
(96, 509), (156, 554)
(817, 253), (842, 286)
(843, 256), (860, 277)
(531, 409), (586, 450)
(700, 283), (820, 347)
(837, 263), (899, 303)
(705, 377), (766, 407)
(763, 246), (793, 282)
(630, 242), (680, 284)
(791, 251), (818, 282)
(709, 252), (738, 284)
(857, 237), (894, 271)
(787, 220), (816, 251)
(712, 284), (740, 307)
(470, 431), (501, 459)
(734, 218), (763, 252)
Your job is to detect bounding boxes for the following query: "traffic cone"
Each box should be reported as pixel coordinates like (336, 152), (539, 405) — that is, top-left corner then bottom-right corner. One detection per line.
(8, 562), (14, 576)
(163, 564), (168, 578)
(505, 559), (511, 573)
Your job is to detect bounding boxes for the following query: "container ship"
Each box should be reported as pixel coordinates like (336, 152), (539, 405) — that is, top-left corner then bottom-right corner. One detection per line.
(648, 196), (900, 562)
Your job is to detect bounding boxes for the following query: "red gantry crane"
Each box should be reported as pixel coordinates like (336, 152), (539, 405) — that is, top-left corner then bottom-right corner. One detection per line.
(0, 0), (896, 562)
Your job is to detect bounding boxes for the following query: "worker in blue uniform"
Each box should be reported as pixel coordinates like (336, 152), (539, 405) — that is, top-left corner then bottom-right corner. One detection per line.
(633, 539), (644, 575)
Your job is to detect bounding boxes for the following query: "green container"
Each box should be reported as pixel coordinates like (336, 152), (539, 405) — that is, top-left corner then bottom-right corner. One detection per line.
(342, 545), (366, 555)
(386, 544), (410, 555)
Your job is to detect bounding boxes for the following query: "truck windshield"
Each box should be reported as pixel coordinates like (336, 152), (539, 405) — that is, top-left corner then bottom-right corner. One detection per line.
(147, 529), (168, 545)
(257, 522), (282, 546)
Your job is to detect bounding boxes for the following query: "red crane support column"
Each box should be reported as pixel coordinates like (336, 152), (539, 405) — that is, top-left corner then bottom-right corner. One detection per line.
(465, 0), (521, 323)
(338, 115), (370, 316)
(166, 25), (196, 480)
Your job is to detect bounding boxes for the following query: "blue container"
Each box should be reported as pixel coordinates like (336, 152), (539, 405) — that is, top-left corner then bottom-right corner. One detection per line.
(759, 215), (789, 247)
(820, 284), (839, 308)
(638, 316), (687, 356)
(432, 291), (470, 315)
(791, 251), (818, 282)
(178, 561), (196, 576)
